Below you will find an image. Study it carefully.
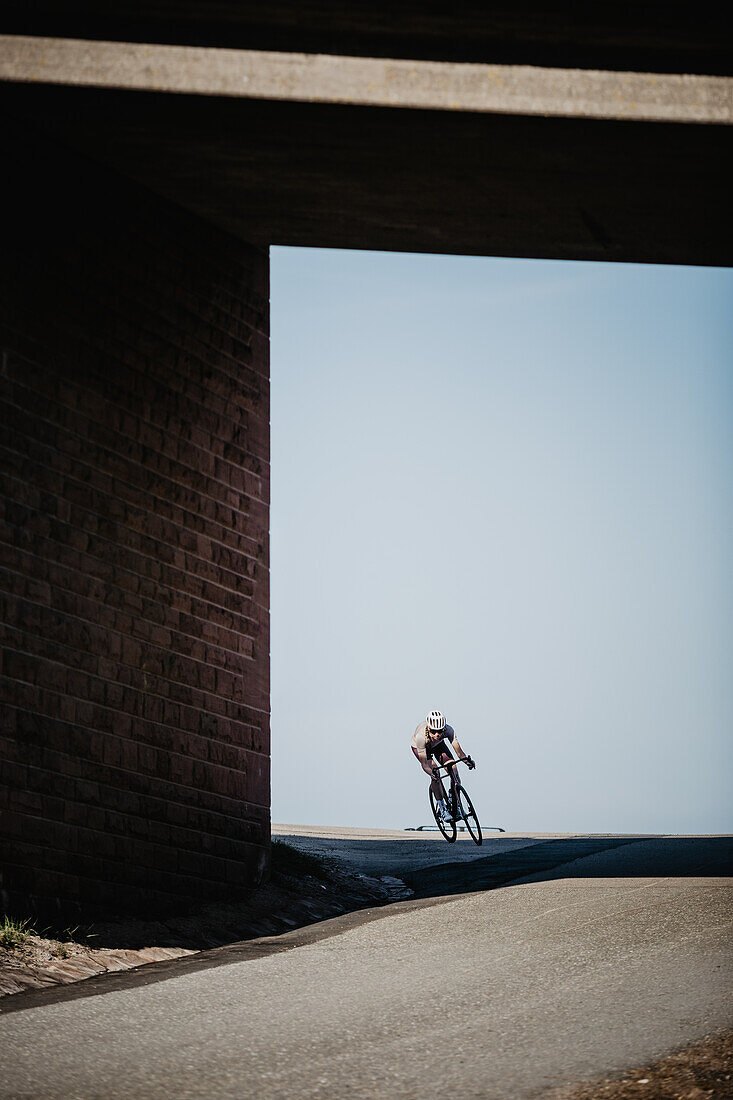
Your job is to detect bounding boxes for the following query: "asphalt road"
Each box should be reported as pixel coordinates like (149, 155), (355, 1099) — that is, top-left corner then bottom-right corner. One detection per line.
(1, 833), (731, 1099)
(272, 822), (556, 876)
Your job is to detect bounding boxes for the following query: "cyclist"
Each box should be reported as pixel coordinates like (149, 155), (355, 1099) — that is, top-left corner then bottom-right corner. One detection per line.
(411, 710), (475, 821)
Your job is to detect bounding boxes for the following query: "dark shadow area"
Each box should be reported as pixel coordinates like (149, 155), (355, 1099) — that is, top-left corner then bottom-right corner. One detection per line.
(5, 837), (730, 954)
(273, 833), (733, 900)
(398, 835), (733, 899)
(2, 834), (730, 1014)
(272, 832), (530, 878)
(4, 81), (731, 268)
(3, 840), (388, 953)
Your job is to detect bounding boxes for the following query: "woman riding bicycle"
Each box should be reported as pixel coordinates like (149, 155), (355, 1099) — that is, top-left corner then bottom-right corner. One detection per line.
(411, 710), (475, 822)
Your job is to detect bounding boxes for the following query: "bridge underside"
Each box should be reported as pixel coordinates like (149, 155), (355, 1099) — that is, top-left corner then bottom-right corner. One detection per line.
(1, 80), (731, 267)
(2, 1), (732, 265)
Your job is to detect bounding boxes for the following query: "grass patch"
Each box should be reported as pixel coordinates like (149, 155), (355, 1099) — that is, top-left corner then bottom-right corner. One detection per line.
(271, 839), (331, 881)
(61, 924), (97, 945)
(0, 916), (36, 951)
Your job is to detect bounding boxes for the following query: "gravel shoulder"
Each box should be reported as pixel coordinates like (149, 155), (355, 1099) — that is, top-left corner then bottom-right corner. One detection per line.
(541, 1029), (733, 1099)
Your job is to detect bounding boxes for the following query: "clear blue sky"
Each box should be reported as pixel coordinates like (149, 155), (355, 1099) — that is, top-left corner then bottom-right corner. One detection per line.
(270, 247), (732, 834)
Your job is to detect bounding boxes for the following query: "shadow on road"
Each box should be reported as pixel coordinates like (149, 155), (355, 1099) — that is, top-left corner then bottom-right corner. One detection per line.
(276, 832), (733, 900)
(399, 835), (733, 900)
(3, 835), (729, 1016)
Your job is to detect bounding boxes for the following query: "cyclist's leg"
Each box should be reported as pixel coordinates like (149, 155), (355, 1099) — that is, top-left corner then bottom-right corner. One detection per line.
(435, 749), (457, 814)
(430, 777), (442, 801)
(413, 745), (444, 802)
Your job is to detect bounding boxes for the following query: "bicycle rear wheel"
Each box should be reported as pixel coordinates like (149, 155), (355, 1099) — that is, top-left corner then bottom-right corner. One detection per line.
(455, 785), (482, 845)
(430, 783), (456, 843)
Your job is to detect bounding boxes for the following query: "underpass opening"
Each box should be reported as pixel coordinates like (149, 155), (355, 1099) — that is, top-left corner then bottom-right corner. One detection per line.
(270, 246), (732, 837)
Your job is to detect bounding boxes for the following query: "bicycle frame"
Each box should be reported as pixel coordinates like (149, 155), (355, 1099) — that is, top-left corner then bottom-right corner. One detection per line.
(431, 758), (470, 816)
(428, 756), (482, 845)
(431, 757), (470, 785)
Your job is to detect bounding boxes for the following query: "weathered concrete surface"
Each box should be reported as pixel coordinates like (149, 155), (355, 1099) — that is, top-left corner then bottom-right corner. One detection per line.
(2, 37), (730, 124)
(1, 1), (730, 77)
(0, 836), (730, 1099)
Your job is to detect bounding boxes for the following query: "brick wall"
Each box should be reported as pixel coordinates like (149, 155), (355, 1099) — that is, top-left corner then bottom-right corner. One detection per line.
(0, 122), (270, 919)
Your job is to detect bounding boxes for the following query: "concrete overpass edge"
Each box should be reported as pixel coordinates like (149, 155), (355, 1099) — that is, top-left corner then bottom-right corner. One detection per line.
(1, 34), (732, 125)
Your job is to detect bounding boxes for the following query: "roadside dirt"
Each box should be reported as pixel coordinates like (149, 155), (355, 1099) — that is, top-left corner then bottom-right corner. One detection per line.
(542, 1029), (733, 1100)
(0, 848), (406, 998)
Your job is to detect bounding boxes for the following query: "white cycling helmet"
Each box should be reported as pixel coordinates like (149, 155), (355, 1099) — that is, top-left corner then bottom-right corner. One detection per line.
(426, 710), (446, 732)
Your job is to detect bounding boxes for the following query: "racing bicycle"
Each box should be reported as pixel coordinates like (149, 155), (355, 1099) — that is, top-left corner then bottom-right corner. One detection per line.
(429, 757), (482, 845)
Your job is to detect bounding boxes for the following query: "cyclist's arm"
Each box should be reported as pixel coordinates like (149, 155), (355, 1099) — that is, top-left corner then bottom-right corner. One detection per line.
(452, 739), (475, 769)
(417, 748), (434, 778)
(452, 737), (466, 759)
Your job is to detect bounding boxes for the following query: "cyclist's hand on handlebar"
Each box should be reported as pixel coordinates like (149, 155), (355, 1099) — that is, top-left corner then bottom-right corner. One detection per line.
(466, 756), (476, 770)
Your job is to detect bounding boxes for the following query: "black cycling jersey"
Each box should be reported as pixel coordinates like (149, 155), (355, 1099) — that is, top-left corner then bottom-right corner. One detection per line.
(426, 729), (455, 760)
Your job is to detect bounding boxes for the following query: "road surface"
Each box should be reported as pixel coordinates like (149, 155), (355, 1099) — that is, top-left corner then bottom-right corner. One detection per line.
(1, 831), (731, 1098)
(272, 822), (558, 876)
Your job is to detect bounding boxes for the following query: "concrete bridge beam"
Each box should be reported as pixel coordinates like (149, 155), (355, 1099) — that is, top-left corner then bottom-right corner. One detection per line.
(1, 35), (730, 125)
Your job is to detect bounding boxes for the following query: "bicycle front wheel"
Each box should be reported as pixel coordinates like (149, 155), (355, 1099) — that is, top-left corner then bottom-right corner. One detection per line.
(430, 784), (456, 843)
(455, 785), (482, 845)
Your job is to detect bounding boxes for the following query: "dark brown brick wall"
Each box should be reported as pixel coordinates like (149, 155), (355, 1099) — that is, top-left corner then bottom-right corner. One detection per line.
(0, 121), (270, 919)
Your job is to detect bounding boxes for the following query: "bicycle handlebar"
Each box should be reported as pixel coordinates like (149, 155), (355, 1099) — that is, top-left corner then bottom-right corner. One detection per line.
(431, 757), (473, 778)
